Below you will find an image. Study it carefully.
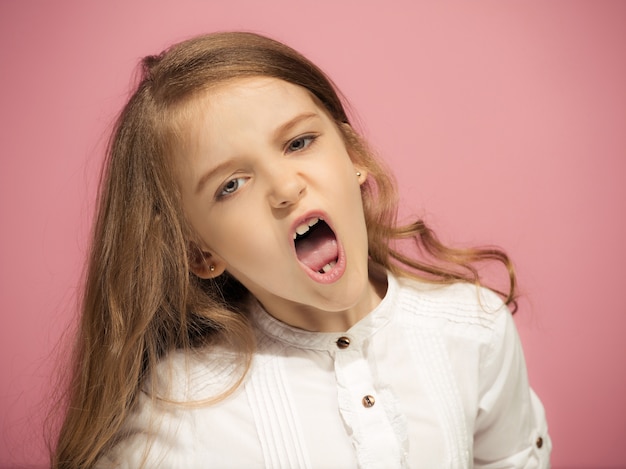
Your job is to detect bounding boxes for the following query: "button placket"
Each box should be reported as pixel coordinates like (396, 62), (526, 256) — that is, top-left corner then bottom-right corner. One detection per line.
(334, 336), (378, 409)
(333, 338), (403, 465)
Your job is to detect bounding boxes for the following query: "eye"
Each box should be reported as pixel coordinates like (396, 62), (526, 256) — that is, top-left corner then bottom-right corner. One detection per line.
(286, 135), (317, 153)
(218, 176), (248, 198)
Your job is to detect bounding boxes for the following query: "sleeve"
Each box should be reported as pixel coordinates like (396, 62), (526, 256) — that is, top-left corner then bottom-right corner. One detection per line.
(473, 303), (552, 468)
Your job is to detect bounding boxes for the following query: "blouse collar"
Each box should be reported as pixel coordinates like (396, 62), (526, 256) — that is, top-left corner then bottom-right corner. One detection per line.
(250, 271), (398, 352)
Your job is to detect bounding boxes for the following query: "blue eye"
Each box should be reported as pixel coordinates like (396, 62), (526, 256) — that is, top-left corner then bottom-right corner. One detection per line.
(287, 135), (317, 153)
(218, 177), (247, 198)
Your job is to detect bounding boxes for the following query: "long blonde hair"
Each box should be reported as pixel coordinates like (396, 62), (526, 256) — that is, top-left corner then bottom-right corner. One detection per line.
(52, 31), (516, 468)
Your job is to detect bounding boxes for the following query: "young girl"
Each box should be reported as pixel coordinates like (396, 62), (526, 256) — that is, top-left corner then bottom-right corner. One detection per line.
(53, 32), (551, 468)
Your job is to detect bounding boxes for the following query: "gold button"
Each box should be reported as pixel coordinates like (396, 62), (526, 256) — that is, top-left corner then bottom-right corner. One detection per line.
(336, 336), (351, 349)
(362, 395), (375, 407)
(536, 437), (543, 449)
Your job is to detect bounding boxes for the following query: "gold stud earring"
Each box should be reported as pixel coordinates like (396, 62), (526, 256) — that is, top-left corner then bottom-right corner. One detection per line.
(356, 171), (362, 177)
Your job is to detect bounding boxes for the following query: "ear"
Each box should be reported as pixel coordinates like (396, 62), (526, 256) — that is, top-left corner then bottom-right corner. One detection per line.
(189, 246), (227, 279)
(354, 165), (368, 185)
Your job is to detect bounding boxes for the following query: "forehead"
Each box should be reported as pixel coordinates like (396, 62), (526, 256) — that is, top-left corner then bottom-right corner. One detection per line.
(209, 76), (310, 101)
(172, 77), (333, 163)
(172, 77), (335, 175)
(194, 77), (324, 126)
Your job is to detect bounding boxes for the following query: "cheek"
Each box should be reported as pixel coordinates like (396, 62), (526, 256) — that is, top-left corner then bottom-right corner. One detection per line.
(200, 209), (266, 258)
(332, 163), (365, 203)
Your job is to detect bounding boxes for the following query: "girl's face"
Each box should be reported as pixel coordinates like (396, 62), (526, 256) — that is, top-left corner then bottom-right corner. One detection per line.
(178, 77), (383, 331)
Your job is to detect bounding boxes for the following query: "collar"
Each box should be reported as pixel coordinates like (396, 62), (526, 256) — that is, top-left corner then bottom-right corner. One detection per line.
(250, 271), (398, 352)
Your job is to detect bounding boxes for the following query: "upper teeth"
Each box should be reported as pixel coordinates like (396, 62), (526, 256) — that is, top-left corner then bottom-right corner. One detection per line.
(294, 217), (321, 239)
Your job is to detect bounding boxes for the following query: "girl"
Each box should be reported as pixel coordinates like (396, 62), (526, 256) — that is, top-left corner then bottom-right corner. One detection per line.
(53, 32), (551, 468)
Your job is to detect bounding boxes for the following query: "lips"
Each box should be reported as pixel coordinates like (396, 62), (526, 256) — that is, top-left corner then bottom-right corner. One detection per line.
(293, 216), (341, 277)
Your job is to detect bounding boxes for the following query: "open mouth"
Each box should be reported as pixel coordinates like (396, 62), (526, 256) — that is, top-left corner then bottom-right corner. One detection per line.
(293, 217), (339, 274)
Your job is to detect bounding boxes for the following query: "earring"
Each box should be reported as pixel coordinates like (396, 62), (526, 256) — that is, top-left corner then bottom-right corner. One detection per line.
(356, 171), (362, 177)
(209, 265), (215, 272)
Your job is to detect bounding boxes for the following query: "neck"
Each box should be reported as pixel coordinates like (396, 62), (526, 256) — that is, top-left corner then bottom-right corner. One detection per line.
(256, 266), (388, 333)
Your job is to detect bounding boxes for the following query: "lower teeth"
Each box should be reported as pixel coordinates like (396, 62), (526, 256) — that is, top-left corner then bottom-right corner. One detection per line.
(319, 260), (337, 274)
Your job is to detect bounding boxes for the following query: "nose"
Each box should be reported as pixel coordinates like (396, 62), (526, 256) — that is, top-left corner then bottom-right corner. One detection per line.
(267, 166), (306, 209)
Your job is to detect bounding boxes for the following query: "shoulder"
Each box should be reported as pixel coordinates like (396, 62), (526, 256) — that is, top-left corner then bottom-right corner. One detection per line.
(97, 346), (257, 468)
(396, 276), (507, 323)
(148, 345), (245, 402)
(392, 275), (511, 346)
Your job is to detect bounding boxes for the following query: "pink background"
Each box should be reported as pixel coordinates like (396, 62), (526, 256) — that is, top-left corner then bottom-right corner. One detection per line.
(1, 1), (625, 467)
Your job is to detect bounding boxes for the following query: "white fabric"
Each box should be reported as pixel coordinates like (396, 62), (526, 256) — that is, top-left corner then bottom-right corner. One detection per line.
(98, 273), (551, 468)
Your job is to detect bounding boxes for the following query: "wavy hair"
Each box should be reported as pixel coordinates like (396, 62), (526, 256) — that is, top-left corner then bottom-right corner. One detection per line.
(52, 31), (516, 469)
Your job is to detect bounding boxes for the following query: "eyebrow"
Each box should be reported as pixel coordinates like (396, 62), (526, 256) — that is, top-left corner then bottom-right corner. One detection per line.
(195, 111), (321, 194)
(272, 111), (319, 142)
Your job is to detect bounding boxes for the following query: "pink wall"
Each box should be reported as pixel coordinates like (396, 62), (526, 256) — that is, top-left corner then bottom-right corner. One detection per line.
(1, 1), (624, 467)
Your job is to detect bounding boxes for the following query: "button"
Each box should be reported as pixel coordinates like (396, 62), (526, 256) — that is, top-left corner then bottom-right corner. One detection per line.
(362, 395), (375, 407)
(336, 336), (351, 349)
(536, 437), (543, 449)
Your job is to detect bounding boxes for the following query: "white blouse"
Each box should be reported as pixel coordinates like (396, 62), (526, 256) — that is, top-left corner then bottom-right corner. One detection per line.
(99, 273), (551, 468)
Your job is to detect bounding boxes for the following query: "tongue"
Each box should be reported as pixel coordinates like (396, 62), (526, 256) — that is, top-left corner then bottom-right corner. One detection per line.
(295, 223), (338, 272)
